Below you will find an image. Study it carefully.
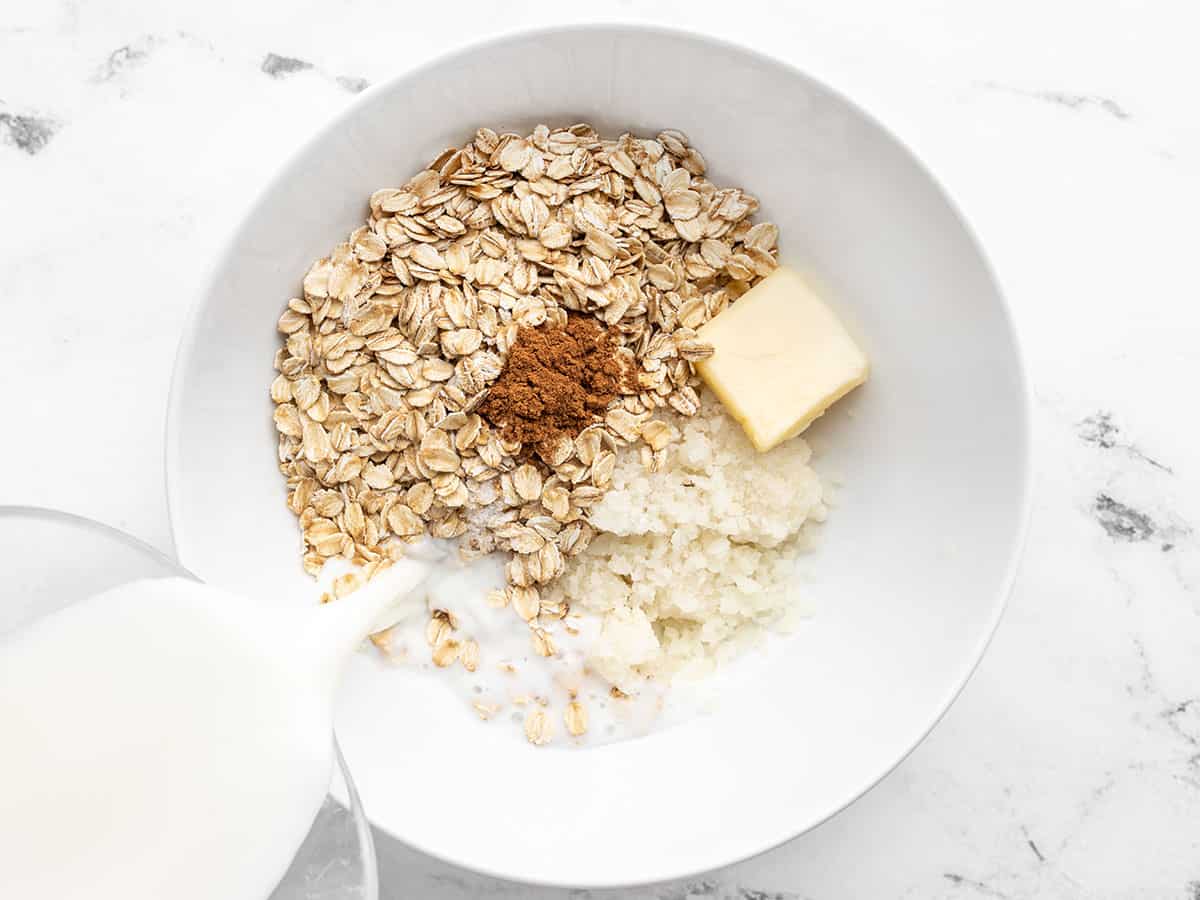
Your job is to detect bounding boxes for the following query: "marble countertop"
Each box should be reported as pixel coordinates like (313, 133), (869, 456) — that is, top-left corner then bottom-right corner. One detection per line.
(3, 1), (1198, 897)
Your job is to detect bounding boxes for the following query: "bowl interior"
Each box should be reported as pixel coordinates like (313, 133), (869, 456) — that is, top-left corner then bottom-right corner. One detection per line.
(167, 26), (1029, 887)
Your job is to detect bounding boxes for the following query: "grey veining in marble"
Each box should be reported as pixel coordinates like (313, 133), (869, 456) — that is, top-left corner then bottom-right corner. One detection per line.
(0, 110), (58, 154)
(259, 50), (369, 92)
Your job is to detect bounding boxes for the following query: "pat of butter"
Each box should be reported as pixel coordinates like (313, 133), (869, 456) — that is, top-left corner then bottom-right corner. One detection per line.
(696, 266), (868, 452)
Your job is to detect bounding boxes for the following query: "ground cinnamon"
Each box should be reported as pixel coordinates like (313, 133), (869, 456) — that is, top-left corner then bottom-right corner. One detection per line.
(480, 315), (626, 447)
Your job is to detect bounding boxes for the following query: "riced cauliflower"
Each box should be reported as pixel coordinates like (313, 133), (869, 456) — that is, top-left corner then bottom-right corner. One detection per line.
(546, 393), (825, 693)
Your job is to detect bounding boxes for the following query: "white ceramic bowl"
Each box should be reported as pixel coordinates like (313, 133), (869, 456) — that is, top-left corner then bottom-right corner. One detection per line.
(167, 25), (1030, 887)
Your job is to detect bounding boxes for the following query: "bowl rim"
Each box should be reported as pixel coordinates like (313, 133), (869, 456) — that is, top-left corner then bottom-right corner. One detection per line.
(165, 22), (1034, 888)
(0, 504), (184, 574)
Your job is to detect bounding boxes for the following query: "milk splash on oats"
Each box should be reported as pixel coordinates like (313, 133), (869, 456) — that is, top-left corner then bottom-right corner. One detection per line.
(331, 550), (701, 747)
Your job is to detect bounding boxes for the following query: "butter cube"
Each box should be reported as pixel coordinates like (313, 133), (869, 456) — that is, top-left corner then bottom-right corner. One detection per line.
(696, 266), (868, 452)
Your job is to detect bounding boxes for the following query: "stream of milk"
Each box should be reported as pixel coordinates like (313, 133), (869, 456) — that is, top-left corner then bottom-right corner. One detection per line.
(339, 549), (704, 747)
(0, 556), (434, 900)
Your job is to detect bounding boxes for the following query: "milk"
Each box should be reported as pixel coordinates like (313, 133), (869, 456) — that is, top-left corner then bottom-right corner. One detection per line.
(340, 549), (698, 747)
(0, 557), (433, 900)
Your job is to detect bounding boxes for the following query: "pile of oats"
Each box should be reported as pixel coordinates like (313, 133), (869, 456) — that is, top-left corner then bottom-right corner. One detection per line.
(271, 124), (779, 737)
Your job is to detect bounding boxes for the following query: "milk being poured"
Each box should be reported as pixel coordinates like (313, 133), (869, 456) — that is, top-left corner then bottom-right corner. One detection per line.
(0, 558), (433, 900)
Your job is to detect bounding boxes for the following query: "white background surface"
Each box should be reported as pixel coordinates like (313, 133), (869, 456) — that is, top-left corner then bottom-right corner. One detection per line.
(2, 1), (1198, 897)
